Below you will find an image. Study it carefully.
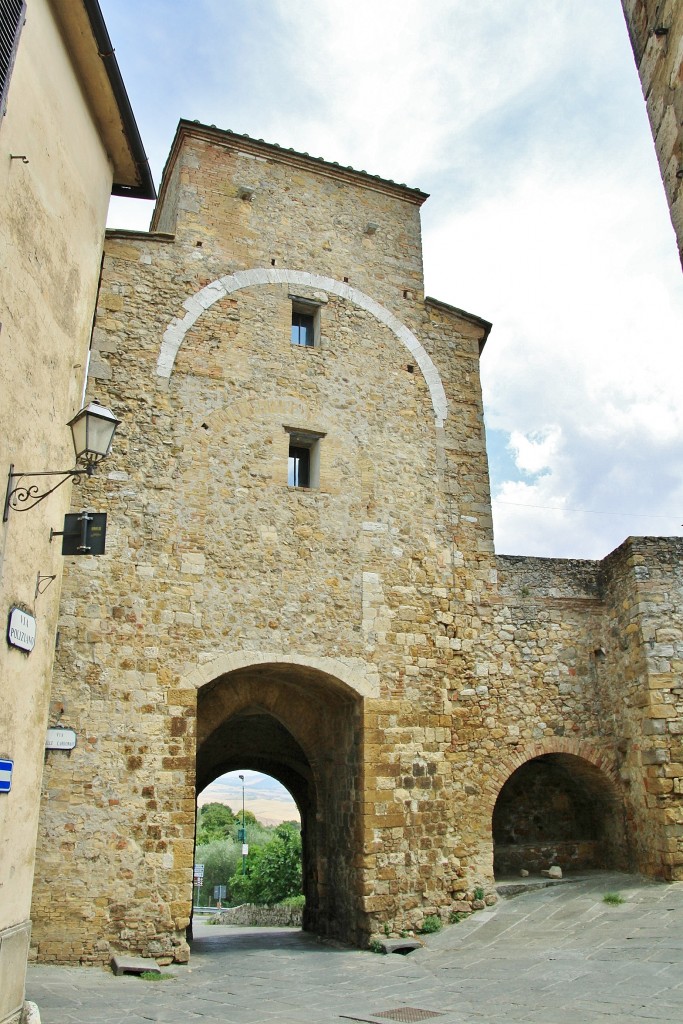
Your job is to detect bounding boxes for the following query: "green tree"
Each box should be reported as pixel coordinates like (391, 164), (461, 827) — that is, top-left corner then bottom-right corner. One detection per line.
(194, 838), (241, 905)
(196, 802), (236, 845)
(230, 822), (302, 905)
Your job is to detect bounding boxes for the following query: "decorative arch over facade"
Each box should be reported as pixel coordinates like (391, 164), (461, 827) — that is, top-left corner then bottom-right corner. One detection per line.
(156, 268), (449, 427)
(183, 650), (380, 700)
(482, 737), (621, 817)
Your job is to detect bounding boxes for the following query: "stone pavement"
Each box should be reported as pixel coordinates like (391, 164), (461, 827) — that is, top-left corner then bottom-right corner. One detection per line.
(26, 873), (683, 1024)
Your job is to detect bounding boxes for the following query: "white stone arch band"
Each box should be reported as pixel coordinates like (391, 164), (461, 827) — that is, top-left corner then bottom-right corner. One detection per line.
(157, 268), (448, 426)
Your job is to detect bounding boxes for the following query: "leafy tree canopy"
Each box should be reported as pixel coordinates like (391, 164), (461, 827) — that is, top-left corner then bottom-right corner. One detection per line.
(196, 802), (236, 844)
(241, 809), (258, 827)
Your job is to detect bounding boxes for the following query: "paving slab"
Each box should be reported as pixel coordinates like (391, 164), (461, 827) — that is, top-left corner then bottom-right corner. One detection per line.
(26, 873), (683, 1024)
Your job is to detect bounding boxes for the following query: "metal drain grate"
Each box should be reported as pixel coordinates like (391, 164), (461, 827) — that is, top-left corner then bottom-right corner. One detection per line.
(374, 1009), (445, 1023)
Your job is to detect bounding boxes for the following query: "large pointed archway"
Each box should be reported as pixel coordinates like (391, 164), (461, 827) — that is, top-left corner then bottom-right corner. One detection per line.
(196, 658), (365, 943)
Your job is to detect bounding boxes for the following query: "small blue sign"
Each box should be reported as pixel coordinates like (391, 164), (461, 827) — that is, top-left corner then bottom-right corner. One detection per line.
(0, 759), (13, 793)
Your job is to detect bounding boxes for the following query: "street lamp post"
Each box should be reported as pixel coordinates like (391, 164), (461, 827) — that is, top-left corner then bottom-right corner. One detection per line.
(239, 774), (247, 874)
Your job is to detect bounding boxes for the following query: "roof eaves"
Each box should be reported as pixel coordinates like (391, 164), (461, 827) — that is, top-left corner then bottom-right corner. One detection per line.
(425, 295), (493, 354)
(176, 119), (429, 205)
(82, 0), (155, 199)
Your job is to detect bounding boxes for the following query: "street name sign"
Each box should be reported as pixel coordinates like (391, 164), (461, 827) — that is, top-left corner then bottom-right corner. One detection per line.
(46, 727), (77, 751)
(7, 608), (36, 652)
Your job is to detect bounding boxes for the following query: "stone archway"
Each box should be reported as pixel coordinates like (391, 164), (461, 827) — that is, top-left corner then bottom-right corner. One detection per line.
(196, 658), (364, 943)
(491, 751), (630, 877)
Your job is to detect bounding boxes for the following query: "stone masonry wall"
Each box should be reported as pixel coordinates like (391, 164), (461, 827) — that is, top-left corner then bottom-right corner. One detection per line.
(30, 123), (682, 963)
(621, 0), (683, 267)
(213, 903), (302, 928)
(598, 537), (683, 879)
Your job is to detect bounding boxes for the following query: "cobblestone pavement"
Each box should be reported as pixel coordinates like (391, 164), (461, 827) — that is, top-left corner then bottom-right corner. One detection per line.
(26, 873), (683, 1024)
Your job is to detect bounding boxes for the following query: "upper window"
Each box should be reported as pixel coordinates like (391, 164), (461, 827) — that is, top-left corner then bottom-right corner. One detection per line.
(1, 0), (26, 119)
(291, 310), (314, 347)
(290, 296), (320, 348)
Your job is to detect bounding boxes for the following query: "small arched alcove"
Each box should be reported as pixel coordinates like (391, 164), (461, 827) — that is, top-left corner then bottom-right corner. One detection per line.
(492, 753), (628, 877)
(196, 660), (364, 943)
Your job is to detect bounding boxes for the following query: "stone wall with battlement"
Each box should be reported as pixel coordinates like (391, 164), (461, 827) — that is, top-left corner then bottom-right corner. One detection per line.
(30, 123), (682, 965)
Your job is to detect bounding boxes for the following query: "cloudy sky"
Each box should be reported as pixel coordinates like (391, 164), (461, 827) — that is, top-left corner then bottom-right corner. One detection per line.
(102, 0), (683, 561)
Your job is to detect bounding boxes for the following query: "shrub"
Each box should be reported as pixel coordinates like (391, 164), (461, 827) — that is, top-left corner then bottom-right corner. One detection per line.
(419, 915), (442, 934)
(280, 893), (305, 907)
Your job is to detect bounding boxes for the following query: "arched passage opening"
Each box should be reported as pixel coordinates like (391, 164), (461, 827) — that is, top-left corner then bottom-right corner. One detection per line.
(492, 753), (629, 877)
(196, 660), (364, 944)
(194, 769), (302, 916)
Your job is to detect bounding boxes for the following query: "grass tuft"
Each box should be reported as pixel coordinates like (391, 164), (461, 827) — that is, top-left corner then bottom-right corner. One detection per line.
(602, 892), (625, 906)
(139, 971), (175, 981)
(449, 911), (471, 924)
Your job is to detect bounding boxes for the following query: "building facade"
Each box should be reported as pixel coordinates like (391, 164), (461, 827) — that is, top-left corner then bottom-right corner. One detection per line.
(29, 122), (683, 966)
(0, 2), (153, 1019)
(621, 0), (683, 267)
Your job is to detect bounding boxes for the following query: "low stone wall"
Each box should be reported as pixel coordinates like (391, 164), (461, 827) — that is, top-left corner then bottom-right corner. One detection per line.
(213, 904), (303, 927)
(494, 840), (603, 876)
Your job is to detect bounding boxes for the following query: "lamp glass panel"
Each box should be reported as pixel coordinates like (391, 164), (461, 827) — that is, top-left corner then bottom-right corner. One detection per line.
(69, 403), (119, 462)
(85, 413), (117, 458)
(70, 414), (88, 460)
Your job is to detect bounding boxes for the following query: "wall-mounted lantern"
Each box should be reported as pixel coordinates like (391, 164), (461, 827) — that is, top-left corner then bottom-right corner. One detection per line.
(3, 401), (120, 521)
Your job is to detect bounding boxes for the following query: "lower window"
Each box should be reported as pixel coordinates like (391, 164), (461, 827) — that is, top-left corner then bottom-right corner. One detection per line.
(285, 427), (325, 489)
(288, 445), (311, 487)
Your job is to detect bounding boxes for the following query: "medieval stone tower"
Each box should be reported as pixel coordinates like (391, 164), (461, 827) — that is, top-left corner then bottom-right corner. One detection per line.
(30, 121), (683, 965)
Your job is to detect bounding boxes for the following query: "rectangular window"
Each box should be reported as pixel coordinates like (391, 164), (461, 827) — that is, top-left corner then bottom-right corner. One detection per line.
(285, 427), (325, 489)
(290, 296), (320, 348)
(288, 445), (310, 487)
(291, 310), (314, 347)
(1, 0), (26, 119)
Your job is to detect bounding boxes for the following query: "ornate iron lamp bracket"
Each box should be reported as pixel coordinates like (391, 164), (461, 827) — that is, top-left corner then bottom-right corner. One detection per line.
(3, 463), (93, 522)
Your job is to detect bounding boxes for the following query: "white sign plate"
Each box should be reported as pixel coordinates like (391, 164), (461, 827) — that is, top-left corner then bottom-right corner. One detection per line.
(46, 727), (77, 751)
(8, 608), (36, 652)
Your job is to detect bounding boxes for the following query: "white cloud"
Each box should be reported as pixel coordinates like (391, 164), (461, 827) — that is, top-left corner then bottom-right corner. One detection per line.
(509, 427), (561, 475)
(100, 0), (683, 559)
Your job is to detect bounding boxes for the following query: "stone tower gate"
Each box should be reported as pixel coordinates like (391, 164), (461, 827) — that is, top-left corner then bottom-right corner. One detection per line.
(30, 122), (683, 964)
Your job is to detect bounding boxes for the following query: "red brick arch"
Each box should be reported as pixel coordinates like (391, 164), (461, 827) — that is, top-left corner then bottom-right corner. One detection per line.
(481, 736), (621, 818)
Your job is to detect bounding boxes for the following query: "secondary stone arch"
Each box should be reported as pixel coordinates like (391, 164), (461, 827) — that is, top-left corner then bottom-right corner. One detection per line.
(487, 739), (629, 877)
(195, 655), (367, 943)
(185, 650), (379, 700)
(156, 267), (449, 427)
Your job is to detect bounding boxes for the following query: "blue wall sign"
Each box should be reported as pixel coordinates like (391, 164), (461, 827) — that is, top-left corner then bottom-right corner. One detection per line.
(0, 758), (13, 793)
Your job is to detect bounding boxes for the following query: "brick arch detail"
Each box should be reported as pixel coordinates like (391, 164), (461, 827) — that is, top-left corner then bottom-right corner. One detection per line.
(156, 267), (449, 427)
(183, 650), (380, 699)
(482, 737), (621, 816)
